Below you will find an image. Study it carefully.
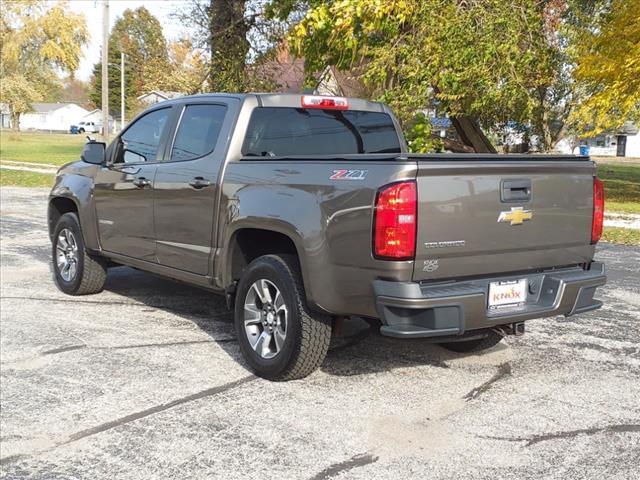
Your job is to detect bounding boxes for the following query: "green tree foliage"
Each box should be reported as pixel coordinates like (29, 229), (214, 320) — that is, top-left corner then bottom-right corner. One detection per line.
(144, 39), (208, 95)
(90, 7), (169, 118)
(269, 0), (567, 152)
(570, 0), (640, 135)
(0, 0), (88, 129)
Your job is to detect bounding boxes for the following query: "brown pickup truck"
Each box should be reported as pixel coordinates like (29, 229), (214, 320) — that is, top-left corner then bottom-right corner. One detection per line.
(48, 93), (606, 380)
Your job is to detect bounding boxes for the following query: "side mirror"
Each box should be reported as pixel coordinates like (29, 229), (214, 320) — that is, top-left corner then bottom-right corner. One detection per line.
(81, 141), (106, 165)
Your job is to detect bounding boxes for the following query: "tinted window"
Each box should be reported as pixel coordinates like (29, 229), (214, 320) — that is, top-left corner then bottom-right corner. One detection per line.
(117, 108), (170, 163)
(170, 104), (227, 162)
(242, 107), (401, 157)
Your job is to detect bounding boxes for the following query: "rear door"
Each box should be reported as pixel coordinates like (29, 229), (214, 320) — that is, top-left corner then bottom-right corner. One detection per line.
(94, 106), (174, 261)
(412, 158), (596, 281)
(153, 99), (237, 275)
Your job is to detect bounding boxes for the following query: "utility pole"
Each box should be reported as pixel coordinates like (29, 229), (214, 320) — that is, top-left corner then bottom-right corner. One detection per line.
(120, 52), (125, 130)
(101, 0), (109, 141)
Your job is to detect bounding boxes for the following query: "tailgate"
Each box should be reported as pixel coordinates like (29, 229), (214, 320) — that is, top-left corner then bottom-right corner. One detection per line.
(412, 158), (596, 281)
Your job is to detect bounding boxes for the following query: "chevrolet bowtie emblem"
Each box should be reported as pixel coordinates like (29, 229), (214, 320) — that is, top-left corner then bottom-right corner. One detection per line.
(497, 207), (533, 225)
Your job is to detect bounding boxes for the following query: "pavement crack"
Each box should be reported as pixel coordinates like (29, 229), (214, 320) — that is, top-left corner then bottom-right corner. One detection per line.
(106, 338), (236, 350)
(62, 375), (256, 446)
(0, 375), (256, 465)
(0, 454), (27, 466)
(309, 453), (379, 480)
(42, 344), (87, 355)
(463, 362), (512, 401)
(482, 423), (640, 446)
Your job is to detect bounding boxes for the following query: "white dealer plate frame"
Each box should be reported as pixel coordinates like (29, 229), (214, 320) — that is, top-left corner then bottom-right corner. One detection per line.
(487, 279), (527, 312)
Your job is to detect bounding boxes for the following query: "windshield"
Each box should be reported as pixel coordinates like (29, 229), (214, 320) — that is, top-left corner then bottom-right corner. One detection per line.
(242, 107), (401, 157)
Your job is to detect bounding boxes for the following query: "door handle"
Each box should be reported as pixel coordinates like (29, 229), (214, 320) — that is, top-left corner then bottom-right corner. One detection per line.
(113, 165), (140, 175)
(501, 179), (531, 202)
(132, 177), (151, 188)
(189, 177), (212, 189)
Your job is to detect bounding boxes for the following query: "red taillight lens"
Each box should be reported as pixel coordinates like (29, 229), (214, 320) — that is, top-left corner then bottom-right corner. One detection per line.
(591, 177), (605, 244)
(301, 95), (349, 110)
(373, 181), (417, 259)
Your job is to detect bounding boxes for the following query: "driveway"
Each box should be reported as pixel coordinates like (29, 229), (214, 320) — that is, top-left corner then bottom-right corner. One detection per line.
(1, 187), (639, 479)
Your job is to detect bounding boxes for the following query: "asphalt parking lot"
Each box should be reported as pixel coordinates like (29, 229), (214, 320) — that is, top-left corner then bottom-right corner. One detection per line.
(1, 187), (639, 479)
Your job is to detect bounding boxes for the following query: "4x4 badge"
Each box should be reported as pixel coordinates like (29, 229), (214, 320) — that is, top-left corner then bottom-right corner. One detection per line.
(497, 207), (533, 226)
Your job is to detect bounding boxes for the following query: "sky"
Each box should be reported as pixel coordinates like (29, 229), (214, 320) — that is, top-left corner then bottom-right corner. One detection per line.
(67, 0), (192, 81)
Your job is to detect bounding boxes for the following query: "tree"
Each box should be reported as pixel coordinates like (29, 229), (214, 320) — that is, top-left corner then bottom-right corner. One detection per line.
(570, 0), (640, 135)
(90, 7), (169, 118)
(176, 0), (287, 92)
(270, 0), (567, 153)
(0, 1), (88, 130)
(144, 39), (208, 95)
(59, 77), (91, 108)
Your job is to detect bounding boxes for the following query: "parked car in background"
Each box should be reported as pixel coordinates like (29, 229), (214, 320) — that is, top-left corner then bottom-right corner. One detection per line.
(48, 93), (607, 381)
(75, 120), (101, 134)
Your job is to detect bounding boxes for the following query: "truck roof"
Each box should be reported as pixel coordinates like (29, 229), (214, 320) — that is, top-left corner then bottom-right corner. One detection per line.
(160, 93), (387, 113)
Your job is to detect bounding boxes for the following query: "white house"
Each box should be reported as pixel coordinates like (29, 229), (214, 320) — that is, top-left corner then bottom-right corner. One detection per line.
(555, 121), (640, 157)
(19, 103), (89, 132)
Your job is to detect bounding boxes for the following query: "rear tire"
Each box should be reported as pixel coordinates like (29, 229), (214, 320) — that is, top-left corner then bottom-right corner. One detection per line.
(439, 330), (503, 353)
(52, 212), (107, 295)
(234, 254), (331, 381)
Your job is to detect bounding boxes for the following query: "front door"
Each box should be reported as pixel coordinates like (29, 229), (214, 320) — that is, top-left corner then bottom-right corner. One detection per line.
(153, 101), (233, 275)
(94, 106), (173, 261)
(616, 135), (627, 157)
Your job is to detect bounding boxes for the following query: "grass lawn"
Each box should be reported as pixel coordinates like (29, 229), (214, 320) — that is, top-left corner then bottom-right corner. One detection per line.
(596, 163), (640, 214)
(602, 226), (640, 245)
(0, 168), (55, 187)
(0, 130), (85, 166)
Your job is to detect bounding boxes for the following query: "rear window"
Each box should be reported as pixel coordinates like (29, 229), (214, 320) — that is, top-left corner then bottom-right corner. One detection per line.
(242, 107), (401, 157)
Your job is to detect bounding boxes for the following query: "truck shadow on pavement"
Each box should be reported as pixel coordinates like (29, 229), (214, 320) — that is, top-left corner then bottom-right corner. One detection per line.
(102, 266), (470, 377)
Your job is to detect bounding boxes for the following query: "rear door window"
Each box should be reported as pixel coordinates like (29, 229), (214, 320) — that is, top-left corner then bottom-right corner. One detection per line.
(170, 104), (227, 162)
(242, 107), (401, 157)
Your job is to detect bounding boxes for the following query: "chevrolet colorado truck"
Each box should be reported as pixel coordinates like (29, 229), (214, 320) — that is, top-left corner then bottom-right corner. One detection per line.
(48, 93), (607, 380)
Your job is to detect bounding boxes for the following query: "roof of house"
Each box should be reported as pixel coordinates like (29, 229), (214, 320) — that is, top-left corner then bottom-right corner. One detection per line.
(81, 109), (114, 121)
(30, 103), (85, 113)
(137, 91), (184, 101)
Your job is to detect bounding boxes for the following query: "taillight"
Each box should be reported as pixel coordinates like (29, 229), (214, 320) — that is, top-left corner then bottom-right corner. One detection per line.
(592, 177), (605, 244)
(373, 181), (417, 260)
(301, 95), (349, 110)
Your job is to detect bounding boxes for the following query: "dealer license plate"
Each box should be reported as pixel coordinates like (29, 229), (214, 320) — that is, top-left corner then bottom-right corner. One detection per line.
(488, 279), (527, 312)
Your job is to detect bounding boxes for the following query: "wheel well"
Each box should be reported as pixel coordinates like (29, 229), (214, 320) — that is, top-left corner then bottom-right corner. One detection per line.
(230, 229), (299, 283)
(48, 197), (78, 237)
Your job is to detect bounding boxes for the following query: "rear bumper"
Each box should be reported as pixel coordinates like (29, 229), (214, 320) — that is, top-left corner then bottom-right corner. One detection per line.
(374, 262), (606, 339)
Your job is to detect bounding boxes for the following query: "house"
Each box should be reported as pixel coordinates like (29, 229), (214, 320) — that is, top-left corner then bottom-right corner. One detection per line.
(0, 103), (11, 128)
(556, 121), (640, 157)
(137, 91), (183, 106)
(19, 103), (89, 132)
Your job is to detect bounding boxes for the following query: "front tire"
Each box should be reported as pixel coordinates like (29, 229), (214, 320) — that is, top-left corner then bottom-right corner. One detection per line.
(52, 212), (107, 295)
(234, 254), (331, 381)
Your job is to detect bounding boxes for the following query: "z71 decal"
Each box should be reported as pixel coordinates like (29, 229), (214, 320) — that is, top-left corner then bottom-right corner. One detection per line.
(329, 169), (368, 180)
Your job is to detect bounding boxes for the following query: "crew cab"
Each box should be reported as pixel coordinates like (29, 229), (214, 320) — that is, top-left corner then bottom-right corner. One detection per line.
(48, 93), (606, 380)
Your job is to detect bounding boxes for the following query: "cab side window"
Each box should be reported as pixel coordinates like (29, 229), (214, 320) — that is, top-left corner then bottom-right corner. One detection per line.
(116, 108), (170, 164)
(170, 104), (227, 162)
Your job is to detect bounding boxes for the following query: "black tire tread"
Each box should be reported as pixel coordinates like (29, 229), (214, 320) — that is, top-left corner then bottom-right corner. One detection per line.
(54, 213), (107, 295)
(246, 254), (331, 381)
